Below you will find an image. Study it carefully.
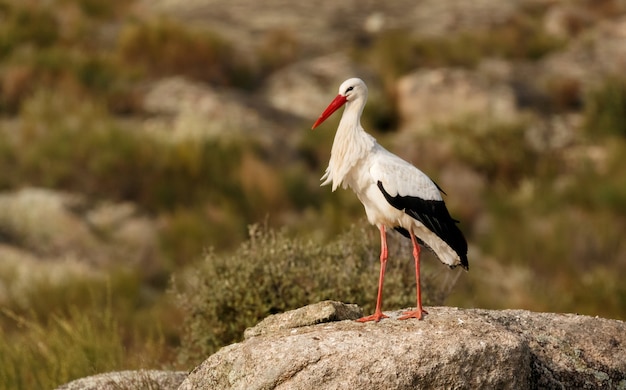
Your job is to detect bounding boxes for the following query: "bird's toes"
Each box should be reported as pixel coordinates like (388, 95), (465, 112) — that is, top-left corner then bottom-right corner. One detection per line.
(356, 312), (389, 323)
(398, 309), (427, 320)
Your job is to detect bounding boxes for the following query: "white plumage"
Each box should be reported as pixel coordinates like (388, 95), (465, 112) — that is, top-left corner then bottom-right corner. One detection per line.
(312, 78), (468, 322)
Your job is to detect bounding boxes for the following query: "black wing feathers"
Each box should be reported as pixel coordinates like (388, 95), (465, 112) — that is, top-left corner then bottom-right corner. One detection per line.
(377, 181), (469, 269)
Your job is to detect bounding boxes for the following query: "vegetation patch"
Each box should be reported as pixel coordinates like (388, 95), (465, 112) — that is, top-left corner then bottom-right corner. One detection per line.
(173, 224), (462, 364)
(583, 77), (626, 138)
(353, 9), (564, 81)
(0, 270), (173, 389)
(117, 18), (254, 88)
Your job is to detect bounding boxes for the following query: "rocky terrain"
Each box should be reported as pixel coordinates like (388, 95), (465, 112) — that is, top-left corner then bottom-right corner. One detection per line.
(59, 301), (626, 389)
(4, 0), (626, 275)
(127, 0), (626, 324)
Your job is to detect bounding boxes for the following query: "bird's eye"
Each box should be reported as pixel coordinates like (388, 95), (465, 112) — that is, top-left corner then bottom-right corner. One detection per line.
(345, 86), (354, 93)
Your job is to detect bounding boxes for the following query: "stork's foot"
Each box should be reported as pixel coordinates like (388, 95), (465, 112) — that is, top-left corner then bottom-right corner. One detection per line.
(356, 311), (388, 323)
(398, 308), (428, 321)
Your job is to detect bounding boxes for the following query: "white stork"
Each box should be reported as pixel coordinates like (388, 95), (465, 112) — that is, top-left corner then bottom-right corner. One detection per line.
(312, 78), (468, 322)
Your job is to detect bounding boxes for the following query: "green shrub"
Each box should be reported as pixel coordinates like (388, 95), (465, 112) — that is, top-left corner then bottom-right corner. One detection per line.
(445, 119), (548, 186)
(583, 77), (626, 138)
(74, 0), (130, 19)
(1, 4), (59, 52)
(173, 223), (463, 365)
(2, 91), (252, 212)
(467, 129), (626, 320)
(354, 9), (563, 81)
(117, 18), (254, 87)
(256, 28), (299, 74)
(559, 137), (626, 214)
(0, 1), (139, 113)
(0, 90), (276, 255)
(159, 207), (245, 269)
(473, 194), (626, 319)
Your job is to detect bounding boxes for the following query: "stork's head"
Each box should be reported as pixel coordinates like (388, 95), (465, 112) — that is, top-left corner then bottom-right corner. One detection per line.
(312, 78), (368, 129)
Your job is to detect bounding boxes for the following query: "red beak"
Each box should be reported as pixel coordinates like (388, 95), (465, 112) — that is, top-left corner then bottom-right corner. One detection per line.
(311, 94), (348, 129)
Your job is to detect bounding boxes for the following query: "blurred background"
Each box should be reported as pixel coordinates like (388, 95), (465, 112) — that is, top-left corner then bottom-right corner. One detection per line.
(1, 0), (626, 387)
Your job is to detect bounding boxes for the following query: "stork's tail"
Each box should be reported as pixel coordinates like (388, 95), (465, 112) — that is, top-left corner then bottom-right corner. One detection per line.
(393, 226), (469, 270)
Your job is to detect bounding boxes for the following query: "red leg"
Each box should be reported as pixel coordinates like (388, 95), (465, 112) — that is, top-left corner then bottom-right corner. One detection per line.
(357, 225), (389, 322)
(398, 231), (428, 320)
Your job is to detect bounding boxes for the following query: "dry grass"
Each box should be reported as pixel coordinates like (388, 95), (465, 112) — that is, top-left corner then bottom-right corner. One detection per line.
(0, 272), (175, 390)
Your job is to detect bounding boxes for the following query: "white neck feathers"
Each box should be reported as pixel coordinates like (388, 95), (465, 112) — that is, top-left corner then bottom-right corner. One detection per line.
(321, 101), (375, 191)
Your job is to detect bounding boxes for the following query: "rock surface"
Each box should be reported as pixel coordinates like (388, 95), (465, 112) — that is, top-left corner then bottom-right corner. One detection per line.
(540, 15), (626, 87)
(0, 187), (161, 307)
(180, 302), (626, 390)
(243, 300), (363, 339)
(0, 244), (100, 308)
(56, 370), (187, 390)
(142, 76), (278, 147)
(262, 54), (372, 119)
(396, 67), (519, 133)
(0, 188), (98, 257)
(0, 187), (158, 267)
(145, 0), (530, 56)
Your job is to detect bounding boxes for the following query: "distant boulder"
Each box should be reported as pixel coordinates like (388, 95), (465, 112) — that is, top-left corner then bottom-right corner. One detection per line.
(540, 16), (626, 89)
(263, 53), (374, 119)
(142, 77), (277, 147)
(0, 188), (161, 307)
(0, 187), (158, 267)
(396, 67), (519, 134)
(0, 188), (98, 258)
